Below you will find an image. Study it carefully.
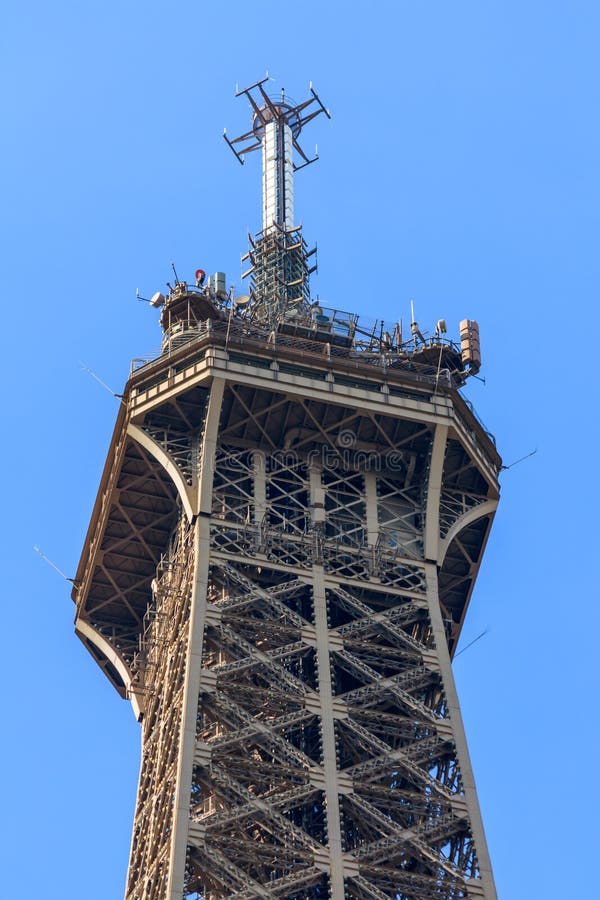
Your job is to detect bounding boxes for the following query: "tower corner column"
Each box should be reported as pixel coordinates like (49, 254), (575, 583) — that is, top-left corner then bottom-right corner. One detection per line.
(424, 562), (498, 899)
(166, 377), (226, 900)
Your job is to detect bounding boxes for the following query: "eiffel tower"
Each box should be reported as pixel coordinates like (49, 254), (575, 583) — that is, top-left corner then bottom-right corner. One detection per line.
(73, 77), (500, 899)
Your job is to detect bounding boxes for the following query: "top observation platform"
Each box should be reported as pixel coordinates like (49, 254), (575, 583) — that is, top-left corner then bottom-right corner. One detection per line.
(137, 279), (487, 397)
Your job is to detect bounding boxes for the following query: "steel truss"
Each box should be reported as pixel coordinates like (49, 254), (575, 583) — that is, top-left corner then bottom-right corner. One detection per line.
(244, 225), (315, 327)
(74, 347), (499, 899)
(126, 517), (195, 899)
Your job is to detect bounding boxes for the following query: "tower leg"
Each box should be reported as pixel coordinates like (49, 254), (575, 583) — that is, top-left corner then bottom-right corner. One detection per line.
(425, 563), (497, 899)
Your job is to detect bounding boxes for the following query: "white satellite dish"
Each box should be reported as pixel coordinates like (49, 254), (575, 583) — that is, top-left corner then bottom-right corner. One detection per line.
(150, 291), (166, 308)
(233, 295), (251, 307)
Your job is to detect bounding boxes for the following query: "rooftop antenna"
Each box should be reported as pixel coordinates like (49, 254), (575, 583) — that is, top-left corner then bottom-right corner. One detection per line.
(34, 546), (75, 583)
(454, 628), (489, 659)
(80, 362), (123, 401)
(224, 76), (330, 327)
(501, 448), (538, 471)
(410, 299), (426, 348)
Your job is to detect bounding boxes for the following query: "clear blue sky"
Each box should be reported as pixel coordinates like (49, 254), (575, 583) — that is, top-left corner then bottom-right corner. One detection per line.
(1, 2), (598, 897)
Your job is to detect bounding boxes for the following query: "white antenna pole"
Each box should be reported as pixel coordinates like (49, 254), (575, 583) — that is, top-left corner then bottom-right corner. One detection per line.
(80, 361), (121, 399)
(34, 546), (73, 582)
(262, 120), (294, 233)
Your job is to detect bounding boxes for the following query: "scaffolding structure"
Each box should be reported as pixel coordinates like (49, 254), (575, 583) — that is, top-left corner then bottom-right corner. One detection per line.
(243, 223), (314, 326)
(72, 80), (500, 899)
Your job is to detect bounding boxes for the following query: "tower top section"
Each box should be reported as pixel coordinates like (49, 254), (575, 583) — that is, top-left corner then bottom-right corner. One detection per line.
(140, 78), (484, 388)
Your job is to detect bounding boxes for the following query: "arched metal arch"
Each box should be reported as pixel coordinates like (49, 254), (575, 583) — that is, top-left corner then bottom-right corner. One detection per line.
(75, 618), (144, 721)
(439, 499), (498, 566)
(127, 422), (195, 521)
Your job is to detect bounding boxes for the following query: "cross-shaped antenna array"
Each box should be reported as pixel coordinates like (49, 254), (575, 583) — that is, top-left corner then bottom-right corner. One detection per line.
(224, 75), (330, 172)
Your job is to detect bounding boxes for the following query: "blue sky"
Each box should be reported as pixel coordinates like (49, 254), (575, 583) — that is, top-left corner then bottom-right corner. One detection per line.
(1, 1), (598, 896)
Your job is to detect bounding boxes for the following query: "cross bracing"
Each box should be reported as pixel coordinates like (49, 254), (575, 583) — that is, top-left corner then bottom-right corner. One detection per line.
(73, 333), (499, 898)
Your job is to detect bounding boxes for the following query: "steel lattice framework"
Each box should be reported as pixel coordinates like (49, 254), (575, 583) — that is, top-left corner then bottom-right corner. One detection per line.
(73, 78), (500, 900)
(73, 322), (500, 899)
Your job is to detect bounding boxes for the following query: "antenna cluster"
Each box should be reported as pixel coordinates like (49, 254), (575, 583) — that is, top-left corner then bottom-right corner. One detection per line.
(223, 75), (330, 176)
(134, 77), (484, 385)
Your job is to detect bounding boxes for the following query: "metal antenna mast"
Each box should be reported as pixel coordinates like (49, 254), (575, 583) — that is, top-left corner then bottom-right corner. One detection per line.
(224, 76), (330, 327)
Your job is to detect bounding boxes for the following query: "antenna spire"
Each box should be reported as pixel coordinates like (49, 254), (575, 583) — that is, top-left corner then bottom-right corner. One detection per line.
(225, 77), (330, 326)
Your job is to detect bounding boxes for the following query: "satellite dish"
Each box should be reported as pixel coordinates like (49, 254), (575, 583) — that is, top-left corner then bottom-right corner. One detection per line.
(195, 268), (206, 286)
(150, 291), (166, 308)
(233, 295), (251, 307)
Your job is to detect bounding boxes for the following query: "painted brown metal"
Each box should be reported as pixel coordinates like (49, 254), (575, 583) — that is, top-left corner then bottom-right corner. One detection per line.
(73, 324), (500, 898)
(73, 78), (500, 899)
